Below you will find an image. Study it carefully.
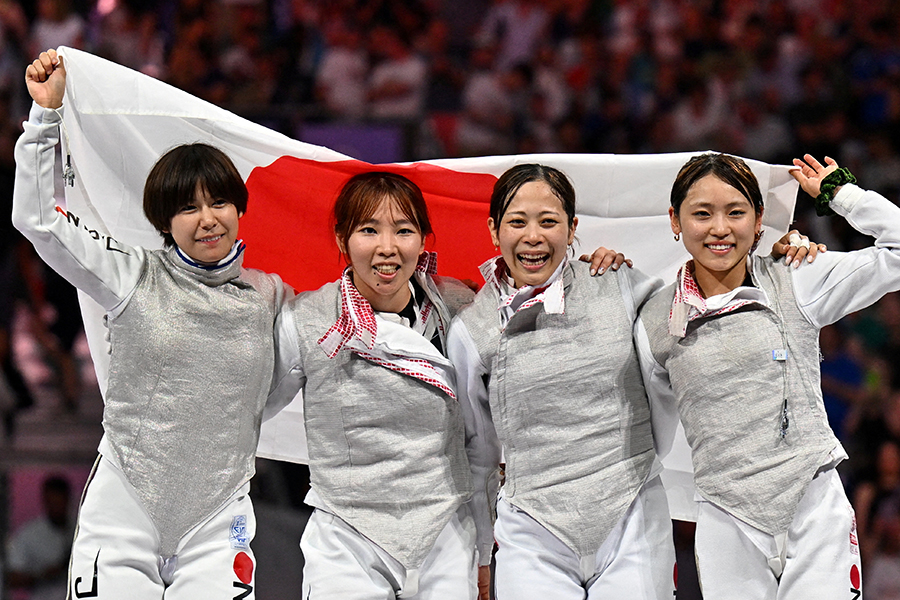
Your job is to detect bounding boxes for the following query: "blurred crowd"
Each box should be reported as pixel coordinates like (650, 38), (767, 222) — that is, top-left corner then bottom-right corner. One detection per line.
(0, 0), (895, 167)
(3, 0), (900, 597)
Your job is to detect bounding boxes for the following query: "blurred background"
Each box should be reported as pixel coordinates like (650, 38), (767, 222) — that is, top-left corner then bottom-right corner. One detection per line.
(2, 0), (900, 598)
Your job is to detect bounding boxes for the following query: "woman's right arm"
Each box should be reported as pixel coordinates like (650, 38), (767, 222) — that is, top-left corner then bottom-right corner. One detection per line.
(263, 300), (306, 422)
(13, 51), (144, 311)
(446, 317), (501, 574)
(634, 312), (699, 523)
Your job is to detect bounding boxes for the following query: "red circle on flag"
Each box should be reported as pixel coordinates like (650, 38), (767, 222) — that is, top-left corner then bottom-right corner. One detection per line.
(234, 552), (254, 584)
(243, 158), (499, 293)
(850, 564), (860, 589)
(673, 562), (678, 587)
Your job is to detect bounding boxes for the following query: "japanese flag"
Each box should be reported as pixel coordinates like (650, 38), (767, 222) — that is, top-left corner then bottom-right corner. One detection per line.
(56, 47), (799, 521)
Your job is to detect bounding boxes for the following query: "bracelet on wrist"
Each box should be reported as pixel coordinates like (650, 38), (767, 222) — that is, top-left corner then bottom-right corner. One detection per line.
(815, 167), (856, 216)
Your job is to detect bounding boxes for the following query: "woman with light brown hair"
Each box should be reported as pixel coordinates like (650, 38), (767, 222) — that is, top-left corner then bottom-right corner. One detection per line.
(273, 171), (489, 599)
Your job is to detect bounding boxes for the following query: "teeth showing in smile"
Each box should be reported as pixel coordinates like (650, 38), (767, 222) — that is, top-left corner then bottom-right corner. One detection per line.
(374, 264), (400, 275)
(707, 244), (732, 251)
(199, 235), (222, 243)
(518, 253), (549, 266)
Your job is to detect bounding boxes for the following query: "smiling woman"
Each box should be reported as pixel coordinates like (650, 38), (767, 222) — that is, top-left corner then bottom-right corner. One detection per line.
(272, 171), (489, 599)
(667, 153), (764, 298)
(486, 164), (577, 288)
(334, 172), (428, 312)
(637, 151), (900, 600)
(12, 49), (296, 600)
(141, 142), (248, 261)
(164, 186), (241, 266)
(447, 163), (675, 600)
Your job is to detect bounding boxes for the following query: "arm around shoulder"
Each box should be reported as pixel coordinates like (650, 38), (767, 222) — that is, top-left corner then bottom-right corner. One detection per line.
(264, 299), (306, 421)
(446, 316), (501, 567)
(432, 275), (476, 317)
(615, 264), (665, 322)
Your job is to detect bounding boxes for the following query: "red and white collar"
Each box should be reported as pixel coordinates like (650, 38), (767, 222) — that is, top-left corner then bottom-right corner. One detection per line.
(316, 251), (455, 398)
(318, 250), (439, 356)
(668, 259), (767, 337)
(480, 255), (567, 327)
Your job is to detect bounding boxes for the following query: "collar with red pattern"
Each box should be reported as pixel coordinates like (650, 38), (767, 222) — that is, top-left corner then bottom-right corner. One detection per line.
(316, 251), (455, 397)
(317, 251), (439, 357)
(668, 260), (755, 337)
(479, 255), (567, 321)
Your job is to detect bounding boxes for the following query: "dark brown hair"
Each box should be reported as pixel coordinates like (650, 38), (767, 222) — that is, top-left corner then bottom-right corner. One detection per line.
(142, 144), (248, 247)
(490, 163), (577, 229)
(333, 172), (432, 250)
(670, 153), (763, 216)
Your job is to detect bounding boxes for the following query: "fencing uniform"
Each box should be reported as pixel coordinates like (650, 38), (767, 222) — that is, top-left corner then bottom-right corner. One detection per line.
(272, 262), (480, 598)
(13, 102), (293, 599)
(447, 257), (674, 599)
(637, 183), (900, 599)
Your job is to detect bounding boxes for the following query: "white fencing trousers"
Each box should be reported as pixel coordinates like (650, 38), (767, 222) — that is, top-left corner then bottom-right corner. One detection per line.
(68, 455), (258, 600)
(300, 503), (479, 599)
(695, 467), (863, 600)
(493, 475), (675, 599)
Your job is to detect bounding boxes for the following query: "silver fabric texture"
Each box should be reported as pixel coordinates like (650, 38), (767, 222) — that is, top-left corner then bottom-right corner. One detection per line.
(290, 276), (474, 570)
(642, 255), (838, 535)
(459, 261), (654, 557)
(103, 247), (280, 556)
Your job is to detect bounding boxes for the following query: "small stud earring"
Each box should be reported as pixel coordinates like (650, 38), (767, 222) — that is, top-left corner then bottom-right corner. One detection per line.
(674, 233), (680, 241)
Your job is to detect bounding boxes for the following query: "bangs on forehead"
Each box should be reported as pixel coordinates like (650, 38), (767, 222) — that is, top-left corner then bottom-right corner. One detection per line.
(382, 194), (422, 228)
(351, 194), (421, 231)
(491, 164), (577, 227)
(334, 172), (432, 244)
(671, 153), (763, 215)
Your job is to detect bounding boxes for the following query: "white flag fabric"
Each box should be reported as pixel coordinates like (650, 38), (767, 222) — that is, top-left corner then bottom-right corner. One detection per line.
(53, 47), (799, 520)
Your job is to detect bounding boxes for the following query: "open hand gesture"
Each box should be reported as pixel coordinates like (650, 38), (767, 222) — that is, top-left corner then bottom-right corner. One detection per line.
(791, 154), (839, 198)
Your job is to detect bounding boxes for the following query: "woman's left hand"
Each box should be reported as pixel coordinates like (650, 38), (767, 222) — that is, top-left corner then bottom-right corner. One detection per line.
(772, 229), (827, 267)
(579, 247), (632, 276)
(791, 154), (839, 198)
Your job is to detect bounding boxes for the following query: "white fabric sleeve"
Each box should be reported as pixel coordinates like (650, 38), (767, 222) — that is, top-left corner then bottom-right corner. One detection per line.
(792, 184), (900, 328)
(12, 102), (145, 311)
(447, 317), (501, 567)
(263, 302), (306, 422)
(634, 315), (698, 522)
(263, 280), (302, 421)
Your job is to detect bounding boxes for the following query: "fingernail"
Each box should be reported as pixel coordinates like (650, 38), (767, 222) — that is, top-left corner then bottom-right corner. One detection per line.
(590, 268), (597, 276)
(598, 267), (605, 275)
(793, 259), (800, 268)
(612, 264), (619, 270)
(808, 255), (814, 262)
